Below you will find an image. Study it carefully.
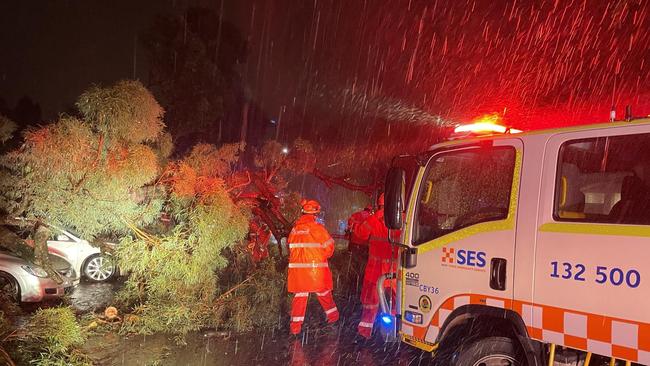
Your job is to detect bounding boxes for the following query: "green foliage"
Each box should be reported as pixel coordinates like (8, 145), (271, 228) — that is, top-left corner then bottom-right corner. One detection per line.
(1, 81), (166, 240)
(184, 143), (241, 178)
(26, 308), (85, 354)
(213, 258), (288, 332)
(9, 307), (89, 366)
(76, 80), (164, 144)
(0, 115), (16, 144)
(116, 175), (248, 337)
(0, 310), (7, 334)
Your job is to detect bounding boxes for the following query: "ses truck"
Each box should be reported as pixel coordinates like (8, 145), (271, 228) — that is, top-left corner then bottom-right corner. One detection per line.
(380, 117), (650, 366)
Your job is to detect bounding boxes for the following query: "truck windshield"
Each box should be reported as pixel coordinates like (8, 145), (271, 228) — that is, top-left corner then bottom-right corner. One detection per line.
(413, 146), (515, 245)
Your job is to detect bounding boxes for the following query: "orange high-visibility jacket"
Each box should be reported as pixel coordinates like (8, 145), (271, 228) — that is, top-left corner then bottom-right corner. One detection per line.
(347, 210), (371, 245)
(354, 209), (398, 304)
(287, 214), (335, 293)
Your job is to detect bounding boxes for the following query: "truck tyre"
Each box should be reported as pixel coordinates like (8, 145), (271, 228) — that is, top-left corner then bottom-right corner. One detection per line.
(453, 337), (523, 366)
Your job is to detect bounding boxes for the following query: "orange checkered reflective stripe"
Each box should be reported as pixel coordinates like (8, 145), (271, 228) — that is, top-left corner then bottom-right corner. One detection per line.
(441, 247), (455, 263)
(404, 294), (650, 364)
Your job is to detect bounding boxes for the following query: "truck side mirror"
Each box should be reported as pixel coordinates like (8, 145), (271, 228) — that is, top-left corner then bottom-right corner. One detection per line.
(385, 167), (406, 230)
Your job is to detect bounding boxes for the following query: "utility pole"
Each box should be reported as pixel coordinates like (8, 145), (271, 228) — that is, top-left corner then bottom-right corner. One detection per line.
(276, 105), (285, 141)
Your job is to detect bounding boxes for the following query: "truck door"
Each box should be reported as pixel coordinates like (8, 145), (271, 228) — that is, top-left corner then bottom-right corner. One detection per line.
(400, 139), (522, 347)
(533, 128), (650, 364)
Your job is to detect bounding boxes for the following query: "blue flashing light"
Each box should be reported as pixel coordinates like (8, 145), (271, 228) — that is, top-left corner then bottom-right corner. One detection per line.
(381, 314), (393, 325)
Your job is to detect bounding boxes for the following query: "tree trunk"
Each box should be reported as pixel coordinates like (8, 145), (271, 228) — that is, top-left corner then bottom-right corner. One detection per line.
(32, 223), (62, 284)
(252, 207), (287, 257)
(240, 102), (249, 150)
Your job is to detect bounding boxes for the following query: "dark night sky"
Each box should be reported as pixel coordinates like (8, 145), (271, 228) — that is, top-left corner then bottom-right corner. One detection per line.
(2, 0), (649, 135)
(0, 1), (200, 120)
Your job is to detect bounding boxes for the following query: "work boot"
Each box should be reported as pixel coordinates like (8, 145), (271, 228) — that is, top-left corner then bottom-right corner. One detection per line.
(357, 326), (372, 339)
(352, 334), (369, 346)
(326, 311), (339, 324)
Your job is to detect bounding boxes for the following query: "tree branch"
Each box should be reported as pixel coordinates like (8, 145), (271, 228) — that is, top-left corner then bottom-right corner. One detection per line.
(311, 168), (379, 196)
(0, 345), (16, 366)
(225, 171), (251, 193)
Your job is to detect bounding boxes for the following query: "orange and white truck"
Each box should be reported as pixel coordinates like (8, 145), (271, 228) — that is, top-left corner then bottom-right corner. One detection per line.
(381, 117), (650, 365)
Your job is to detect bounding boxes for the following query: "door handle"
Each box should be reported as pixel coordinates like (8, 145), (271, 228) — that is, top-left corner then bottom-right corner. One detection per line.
(490, 258), (507, 291)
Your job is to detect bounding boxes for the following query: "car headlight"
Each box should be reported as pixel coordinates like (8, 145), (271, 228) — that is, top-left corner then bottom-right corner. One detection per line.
(21, 265), (49, 278)
(57, 268), (74, 278)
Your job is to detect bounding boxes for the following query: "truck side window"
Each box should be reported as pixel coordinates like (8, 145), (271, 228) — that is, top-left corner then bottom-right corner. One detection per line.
(413, 147), (515, 245)
(555, 133), (650, 224)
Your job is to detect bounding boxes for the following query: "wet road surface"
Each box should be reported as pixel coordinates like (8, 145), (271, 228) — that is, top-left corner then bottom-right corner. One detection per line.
(82, 313), (433, 366)
(67, 272), (434, 365)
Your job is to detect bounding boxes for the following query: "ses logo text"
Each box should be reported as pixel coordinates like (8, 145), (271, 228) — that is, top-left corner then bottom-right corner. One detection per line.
(441, 247), (487, 272)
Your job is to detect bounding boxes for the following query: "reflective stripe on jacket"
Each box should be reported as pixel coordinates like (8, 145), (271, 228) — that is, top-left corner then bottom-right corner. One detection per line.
(287, 214), (335, 293)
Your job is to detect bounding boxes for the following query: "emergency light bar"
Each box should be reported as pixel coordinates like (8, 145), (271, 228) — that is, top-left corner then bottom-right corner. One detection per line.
(448, 114), (523, 140)
(452, 116), (523, 138)
(454, 122), (507, 134)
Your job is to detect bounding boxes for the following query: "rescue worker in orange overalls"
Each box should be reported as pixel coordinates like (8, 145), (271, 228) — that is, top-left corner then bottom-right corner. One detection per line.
(287, 199), (339, 335)
(353, 193), (398, 339)
(346, 205), (373, 253)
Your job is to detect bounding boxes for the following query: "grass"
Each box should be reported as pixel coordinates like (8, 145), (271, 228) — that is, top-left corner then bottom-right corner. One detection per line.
(4, 307), (90, 366)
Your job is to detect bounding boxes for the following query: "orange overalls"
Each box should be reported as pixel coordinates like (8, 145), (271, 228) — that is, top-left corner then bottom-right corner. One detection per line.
(352, 209), (398, 338)
(287, 214), (339, 334)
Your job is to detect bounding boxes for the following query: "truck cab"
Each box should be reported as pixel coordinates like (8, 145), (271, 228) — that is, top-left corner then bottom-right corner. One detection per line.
(383, 118), (650, 365)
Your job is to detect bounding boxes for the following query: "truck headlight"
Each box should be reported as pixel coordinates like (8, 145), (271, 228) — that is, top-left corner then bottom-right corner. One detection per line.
(404, 311), (423, 324)
(21, 265), (48, 278)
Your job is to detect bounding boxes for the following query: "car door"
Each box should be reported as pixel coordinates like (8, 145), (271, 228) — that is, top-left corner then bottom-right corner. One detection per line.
(533, 126), (650, 363)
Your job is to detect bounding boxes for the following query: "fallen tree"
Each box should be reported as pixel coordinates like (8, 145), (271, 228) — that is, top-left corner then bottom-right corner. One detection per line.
(0, 81), (169, 280)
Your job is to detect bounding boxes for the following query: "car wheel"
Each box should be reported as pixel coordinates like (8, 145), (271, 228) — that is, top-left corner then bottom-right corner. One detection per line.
(0, 271), (20, 303)
(452, 337), (523, 366)
(83, 254), (116, 282)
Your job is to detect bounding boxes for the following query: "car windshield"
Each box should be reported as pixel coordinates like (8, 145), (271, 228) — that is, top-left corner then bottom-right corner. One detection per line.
(49, 225), (81, 239)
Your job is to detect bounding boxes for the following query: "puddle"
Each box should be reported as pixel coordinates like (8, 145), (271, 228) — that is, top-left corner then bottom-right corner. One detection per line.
(82, 320), (428, 366)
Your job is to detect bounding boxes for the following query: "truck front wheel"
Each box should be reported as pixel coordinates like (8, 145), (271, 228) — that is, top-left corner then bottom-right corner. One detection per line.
(452, 337), (523, 366)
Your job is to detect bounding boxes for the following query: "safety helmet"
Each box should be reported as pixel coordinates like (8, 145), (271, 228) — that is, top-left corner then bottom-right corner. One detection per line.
(377, 193), (385, 207)
(301, 199), (321, 214)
